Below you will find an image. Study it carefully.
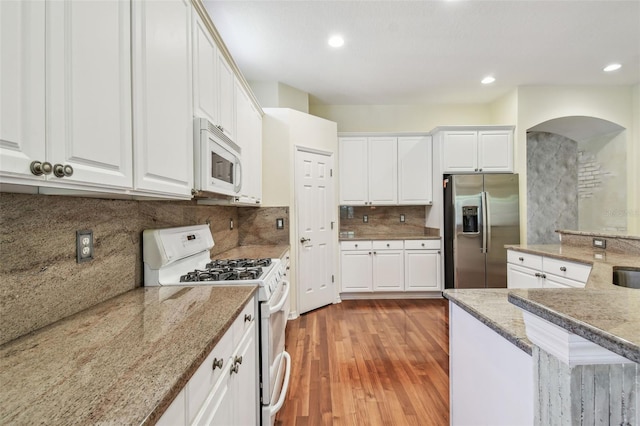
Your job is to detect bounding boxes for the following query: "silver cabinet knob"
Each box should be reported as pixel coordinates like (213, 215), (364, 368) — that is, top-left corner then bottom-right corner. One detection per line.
(535, 272), (541, 278)
(244, 314), (252, 322)
(355, 244), (358, 248)
(519, 257), (524, 261)
(234, 355), (243, 365)
(479, 168), (483, 172)
(421, 243), (425, 247)
(300, 237), (310, 243)
(53, 164), (74, 178)
(30, 161), (53, 176)
(230, 364), (239, 375)
(212, 357), (224, 370)
(560, 266), (567, 272)
(386, 243), (390, 247)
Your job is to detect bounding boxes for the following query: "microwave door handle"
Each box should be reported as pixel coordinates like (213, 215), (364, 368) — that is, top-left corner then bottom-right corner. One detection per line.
(234, 159), (242, 193)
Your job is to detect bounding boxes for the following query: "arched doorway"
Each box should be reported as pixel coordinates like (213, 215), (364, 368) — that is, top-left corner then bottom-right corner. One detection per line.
(526, 116), (626, 244)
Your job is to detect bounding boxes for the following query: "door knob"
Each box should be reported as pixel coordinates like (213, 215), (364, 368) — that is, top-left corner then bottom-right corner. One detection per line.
(300, 237), (311, 243)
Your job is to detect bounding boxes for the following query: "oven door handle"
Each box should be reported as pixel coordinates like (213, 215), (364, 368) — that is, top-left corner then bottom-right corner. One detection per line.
(269, 280), (290, 315)
(269, 350), (291, 417)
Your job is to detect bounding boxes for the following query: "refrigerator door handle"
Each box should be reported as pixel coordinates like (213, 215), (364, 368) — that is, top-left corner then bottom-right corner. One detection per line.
(484, 191), (491, 253)
(481, 191), (488, 253)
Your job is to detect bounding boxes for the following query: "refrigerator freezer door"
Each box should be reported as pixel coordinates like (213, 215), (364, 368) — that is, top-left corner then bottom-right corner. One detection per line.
(484, 174), (520, 288)
(452, 175), (485, 289)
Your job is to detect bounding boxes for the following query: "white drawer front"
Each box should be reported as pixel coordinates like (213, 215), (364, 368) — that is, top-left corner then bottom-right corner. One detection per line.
(187, 326), (234, 422)
(233, 297), (256, 348)
(340, 240), (372, 251)
(507, 250), (543, 270)
(372, 240), (404, 250)
(404, 239), (440, 250)
(543, 257), (591, 283)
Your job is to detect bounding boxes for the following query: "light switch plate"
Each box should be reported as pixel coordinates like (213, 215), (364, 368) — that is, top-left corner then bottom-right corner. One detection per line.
(400, 214), (405, 223)
(276, 218), (284, 229)
(363, 215), (368, 223)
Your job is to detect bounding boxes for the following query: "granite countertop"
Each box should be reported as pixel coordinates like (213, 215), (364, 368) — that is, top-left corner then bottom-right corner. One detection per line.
(0, 285), (257, 425)
(446, 244), (639, 363)
(215, 244), (290, 260)
(339, 234), (441, 241)
(508, 287), (640, 363)
(505, 243), (639, 290)
(443, 289), (532, 354)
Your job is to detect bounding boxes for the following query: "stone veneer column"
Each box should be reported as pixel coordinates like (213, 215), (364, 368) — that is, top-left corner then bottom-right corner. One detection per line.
(522, 311), (638, 425)
(532, 346), (638, 425)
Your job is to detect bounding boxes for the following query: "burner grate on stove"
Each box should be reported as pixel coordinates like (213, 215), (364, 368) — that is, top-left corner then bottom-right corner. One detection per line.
(179, 258), (270, 282)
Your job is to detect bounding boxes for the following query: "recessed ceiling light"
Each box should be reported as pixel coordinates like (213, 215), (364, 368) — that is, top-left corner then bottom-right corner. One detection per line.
(481, 76), (496, 85)
(603, 63), (622, 72)
(328, 35), (344, 48)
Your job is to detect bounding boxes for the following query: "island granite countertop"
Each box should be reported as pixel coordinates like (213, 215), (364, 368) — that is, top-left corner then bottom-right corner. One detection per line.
(0, 285), (257, 425)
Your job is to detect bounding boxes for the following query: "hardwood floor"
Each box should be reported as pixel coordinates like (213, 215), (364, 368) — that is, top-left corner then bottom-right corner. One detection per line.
(275, 299), (449, 426)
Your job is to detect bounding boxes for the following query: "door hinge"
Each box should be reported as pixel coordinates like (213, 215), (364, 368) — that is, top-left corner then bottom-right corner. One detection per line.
(330, 169), (333, 177)
(331, 221), (334, 230)
(331, 275), (335, 283)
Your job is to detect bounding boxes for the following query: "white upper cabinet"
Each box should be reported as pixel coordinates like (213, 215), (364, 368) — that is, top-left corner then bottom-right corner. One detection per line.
(441, 127), (513, 173)
(398, 136), (432, 204)
(132, 0), (193, 198)
(234, 78), (262, 204)
(192, 10), (219, 125)
(217, 51), (236, 141)
(340, 134), (432, 206)
(1, 0), (133, 189)
(0, 0), (46, 181)
(339, 136), (397, 205)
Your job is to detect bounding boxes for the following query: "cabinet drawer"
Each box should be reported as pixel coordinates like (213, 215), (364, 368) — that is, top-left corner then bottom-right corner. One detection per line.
(341, 241), (372, 251)
(233, 297), (256, 348)
(404, 240), (440, 250)
(543, 257), (591, 283)
(187, 325), (234, 422)
(507, 250), (542, 270)
(372, 240), (404, 250)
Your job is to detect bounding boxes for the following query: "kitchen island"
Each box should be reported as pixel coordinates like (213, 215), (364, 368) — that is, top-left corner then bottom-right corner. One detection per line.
(0, 285), (257, 425)
(444, 241), (640, 425)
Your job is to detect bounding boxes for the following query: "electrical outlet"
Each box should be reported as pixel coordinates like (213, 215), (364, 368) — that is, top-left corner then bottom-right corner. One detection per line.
(76, 230), (94, 263)
(400, 214), (405, 223)
(276, 218), (284, 229)
(593, 238), (606, 249)
(363, 215), (368, 223)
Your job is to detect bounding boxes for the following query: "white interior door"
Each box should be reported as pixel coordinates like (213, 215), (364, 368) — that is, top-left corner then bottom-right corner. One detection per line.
(295, 148), (334, 314)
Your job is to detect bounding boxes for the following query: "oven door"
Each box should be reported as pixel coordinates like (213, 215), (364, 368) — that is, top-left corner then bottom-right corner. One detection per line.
(260, 279), (291, 425)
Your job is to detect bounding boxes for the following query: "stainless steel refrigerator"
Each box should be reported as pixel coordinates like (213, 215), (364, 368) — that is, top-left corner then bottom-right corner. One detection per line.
(443, 174), (520, 289)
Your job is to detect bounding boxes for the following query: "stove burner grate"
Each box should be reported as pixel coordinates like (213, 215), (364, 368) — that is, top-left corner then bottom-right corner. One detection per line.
(179, 258), (270, 282)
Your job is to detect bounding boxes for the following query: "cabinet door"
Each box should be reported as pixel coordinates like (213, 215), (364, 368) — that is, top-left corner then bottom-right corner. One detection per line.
(442, 131), (477, 173)
(234, 323), (258, 426)
(47, 0), (132, 188)
(507, 264), (542, 289)
(216, 51), (235, 141)
(398, 136), (432, 205)
(132, 0), (193, 197)
(478, 131), (512, 173)
(249, 104), (262, 203)
(543, 274), (585, 289)
(234, 80), (253, 201)
(340, 250), (373, 292)
(372, 250), (404, 291)
(339, 137), (368, 205)
(0, 0), (45, 180)
(192, 10), (218, 124)
(404, 250), (440, 291)
(368, 137), (397, 205)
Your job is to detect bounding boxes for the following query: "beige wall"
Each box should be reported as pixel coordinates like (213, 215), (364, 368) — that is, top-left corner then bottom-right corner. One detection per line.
(249, 81), (309, 113)
(309, 104), (492, 132)
(515, 85), (638, 238)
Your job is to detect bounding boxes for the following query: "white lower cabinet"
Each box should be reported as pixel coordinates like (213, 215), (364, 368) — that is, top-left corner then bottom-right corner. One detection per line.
(157, 297), (258, 426)
(340, 240), (441, 294)
(507, 249), (591, 289)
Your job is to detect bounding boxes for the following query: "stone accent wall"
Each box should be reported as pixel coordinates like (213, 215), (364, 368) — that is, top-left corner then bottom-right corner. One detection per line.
(339, 205), (431, 237)
(533, 346), (638, 426)
(577, 150), (608, 199)
(0, 193), (288, 345)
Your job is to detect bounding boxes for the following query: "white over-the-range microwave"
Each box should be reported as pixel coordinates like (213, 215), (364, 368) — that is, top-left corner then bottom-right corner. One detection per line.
(193, 117), (242, 197)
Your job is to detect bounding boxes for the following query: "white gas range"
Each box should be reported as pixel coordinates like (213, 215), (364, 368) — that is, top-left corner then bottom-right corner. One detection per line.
(143, 225), (291, 426)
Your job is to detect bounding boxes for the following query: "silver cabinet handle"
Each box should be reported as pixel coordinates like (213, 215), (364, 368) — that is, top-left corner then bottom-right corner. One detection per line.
(244, 314), (252, 322)
(386, 243), (390, 247)
(535, 273), (541, 278)
(300, 237), (310, 243)
(234, 355), (243, 365)
(560, 266), (567, 272)
(479, 168), (483, 172)
(519, 257), (524, 261)
(373, 251), (377, 255)
(30, 161), (53, 176)
(53, 164), (73, 178)
(421, 243), (425, 247)
(212, 357), (224, 370)
(355, 244), (358, 248)
(368, 251), (372, 255)
(230, 364), (239, 375)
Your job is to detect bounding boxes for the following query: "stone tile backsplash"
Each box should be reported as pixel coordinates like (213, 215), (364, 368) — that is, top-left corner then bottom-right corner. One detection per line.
(0, 193), (287, 345)
(339, 205), (433, 237)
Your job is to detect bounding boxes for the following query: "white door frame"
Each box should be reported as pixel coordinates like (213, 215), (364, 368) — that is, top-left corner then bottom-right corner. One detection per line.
(293, 145), (340, 315)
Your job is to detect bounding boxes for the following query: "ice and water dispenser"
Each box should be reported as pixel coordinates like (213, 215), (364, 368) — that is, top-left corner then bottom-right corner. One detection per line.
(462, 206), (479, 233)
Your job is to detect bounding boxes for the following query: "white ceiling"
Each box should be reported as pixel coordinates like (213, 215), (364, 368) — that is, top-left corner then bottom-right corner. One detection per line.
(204, 0), (640, 106)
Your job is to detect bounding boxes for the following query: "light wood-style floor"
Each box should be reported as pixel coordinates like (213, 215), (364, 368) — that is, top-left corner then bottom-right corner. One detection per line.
(275, 299), (449, 426)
